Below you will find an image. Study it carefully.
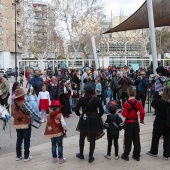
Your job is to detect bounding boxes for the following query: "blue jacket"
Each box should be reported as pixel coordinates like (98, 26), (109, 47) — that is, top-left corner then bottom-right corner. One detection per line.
(31, 76), (44, 95)
(134, 77), (149, 93)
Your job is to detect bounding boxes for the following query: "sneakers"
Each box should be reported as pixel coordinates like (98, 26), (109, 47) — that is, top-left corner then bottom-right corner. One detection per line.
(163, 156), (169, 160)
(16, 156), (23, 161)
(114, 155), (120, 160)
(104, 155), (111, 159)
(59, 158), (66, 164)
(52, 158), (57, 163)
(146, 151), (157, 157)
(24, 156), (32, 162)
(121, 154), (129, 161)
(76, 153), (84, 159)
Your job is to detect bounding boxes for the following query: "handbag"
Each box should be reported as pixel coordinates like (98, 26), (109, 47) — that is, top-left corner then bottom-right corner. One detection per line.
(76, 98), (93, 131)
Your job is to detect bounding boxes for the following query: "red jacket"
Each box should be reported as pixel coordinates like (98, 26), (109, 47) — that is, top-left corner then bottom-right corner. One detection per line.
(121, 98), (145, 123)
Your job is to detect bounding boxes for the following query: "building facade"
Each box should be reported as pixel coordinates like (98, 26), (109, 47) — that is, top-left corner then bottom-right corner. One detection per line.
(0, 0), (24, 69)
(23, 0), (64, 61)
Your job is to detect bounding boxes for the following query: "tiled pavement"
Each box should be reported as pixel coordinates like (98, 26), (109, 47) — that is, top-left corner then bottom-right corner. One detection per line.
(0, 116), (169, 170)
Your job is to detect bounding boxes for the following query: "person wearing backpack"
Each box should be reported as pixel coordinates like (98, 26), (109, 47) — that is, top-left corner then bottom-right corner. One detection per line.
(121, 86), (145, 161)
(104, 102), (123, 160)
(146, 86), (170, 160)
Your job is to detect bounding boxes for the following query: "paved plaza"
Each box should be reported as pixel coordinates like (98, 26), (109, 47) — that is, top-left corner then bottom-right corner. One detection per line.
(0, 79), (169, 170)
(0, 116), (169, 170)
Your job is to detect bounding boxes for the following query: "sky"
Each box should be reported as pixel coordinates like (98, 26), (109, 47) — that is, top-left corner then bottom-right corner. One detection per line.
(103, 0), (145, 16)
(44, 0), (145, 16)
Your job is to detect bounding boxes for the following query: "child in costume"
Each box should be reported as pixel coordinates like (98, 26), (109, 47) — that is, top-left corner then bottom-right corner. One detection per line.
(44, 100), (67, 164)
(121, 86), (145, 161)
(11, 88), (41, 162)
(104, 103), (123, 160)
(25, 87), (39, 116)
(38, 84), (51, 122)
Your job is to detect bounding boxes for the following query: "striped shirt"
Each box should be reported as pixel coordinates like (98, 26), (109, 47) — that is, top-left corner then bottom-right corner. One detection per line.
(155, 76), (167, 92)
(22, 102), (41, 121)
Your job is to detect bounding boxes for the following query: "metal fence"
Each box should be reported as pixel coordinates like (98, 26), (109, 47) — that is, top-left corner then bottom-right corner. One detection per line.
(18, 58), (170, 73)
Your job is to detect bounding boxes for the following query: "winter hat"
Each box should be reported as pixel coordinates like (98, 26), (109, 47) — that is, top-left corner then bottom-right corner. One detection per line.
(84, 82), (95, 93)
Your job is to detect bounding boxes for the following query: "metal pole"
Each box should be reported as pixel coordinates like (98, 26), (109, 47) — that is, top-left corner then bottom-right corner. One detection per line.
(91, 36), (99, 70)
(147, 0), (158, 74)
(14, 1), (17, 82)
(15, 2), (17, 81)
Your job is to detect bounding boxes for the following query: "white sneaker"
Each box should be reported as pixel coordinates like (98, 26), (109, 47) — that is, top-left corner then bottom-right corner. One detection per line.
(163, 156), (169, 160)
(16, 156), (23, 161)
(146, 151), (157, 157)
(114, 156), (120, 160)
(24, 156), (32, 162)
(104, 155), (111, 159)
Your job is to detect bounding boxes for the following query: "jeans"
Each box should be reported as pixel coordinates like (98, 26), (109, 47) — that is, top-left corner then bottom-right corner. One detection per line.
(102, 89), (107, 105)
(51, 135), (63, 158)
(107, 136), (119, 156)
(16, 124), (32, 159)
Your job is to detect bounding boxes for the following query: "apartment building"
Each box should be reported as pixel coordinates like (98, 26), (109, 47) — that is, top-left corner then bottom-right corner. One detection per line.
(0, 0), (24, 69)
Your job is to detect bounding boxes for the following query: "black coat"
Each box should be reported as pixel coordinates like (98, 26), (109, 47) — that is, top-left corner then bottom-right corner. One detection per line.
(151, 98), (170, 128)
(75, 97), (104, 132)
(57, 87), (71, 117)
(105, 114), (123, 137)
(47, 84), (58, 100)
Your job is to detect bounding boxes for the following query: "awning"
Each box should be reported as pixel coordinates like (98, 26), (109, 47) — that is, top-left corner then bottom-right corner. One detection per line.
(103, 0), (170, 34)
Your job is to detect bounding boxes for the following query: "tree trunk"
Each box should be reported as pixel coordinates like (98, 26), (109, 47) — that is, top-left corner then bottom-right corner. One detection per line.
(161, 53), (164, 66)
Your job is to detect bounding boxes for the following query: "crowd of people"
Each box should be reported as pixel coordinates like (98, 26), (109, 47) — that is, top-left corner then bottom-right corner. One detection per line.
(0, 63), (170, 164)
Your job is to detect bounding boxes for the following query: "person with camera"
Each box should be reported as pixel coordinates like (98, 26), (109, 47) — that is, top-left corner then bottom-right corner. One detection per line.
(134, 71), (149, 108)
(75, 82), (104, 163)
(147, 86), (170, 160)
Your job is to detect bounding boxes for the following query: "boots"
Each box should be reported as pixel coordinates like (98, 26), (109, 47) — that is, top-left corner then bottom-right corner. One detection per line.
(88, 152), (94, 163)
(76, 153), (84, 159)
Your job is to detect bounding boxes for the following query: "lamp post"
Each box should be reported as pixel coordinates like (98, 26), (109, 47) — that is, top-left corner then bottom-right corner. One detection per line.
(12, 0), (19, 82)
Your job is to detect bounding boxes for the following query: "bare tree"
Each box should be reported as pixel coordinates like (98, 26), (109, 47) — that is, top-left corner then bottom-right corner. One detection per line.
(49, 0), (104, 59)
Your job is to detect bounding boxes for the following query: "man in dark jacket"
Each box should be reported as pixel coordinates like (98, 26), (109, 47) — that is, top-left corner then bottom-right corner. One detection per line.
(111, 71), (121, 100)
(31, 70), (44, 96)
(134, 71), (149, 108)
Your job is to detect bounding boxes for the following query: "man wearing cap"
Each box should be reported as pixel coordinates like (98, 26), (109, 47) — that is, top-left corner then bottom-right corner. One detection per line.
(11, 88), (41, 162)
(31, 70), (44, 96)
(0, 74), (10, 111)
